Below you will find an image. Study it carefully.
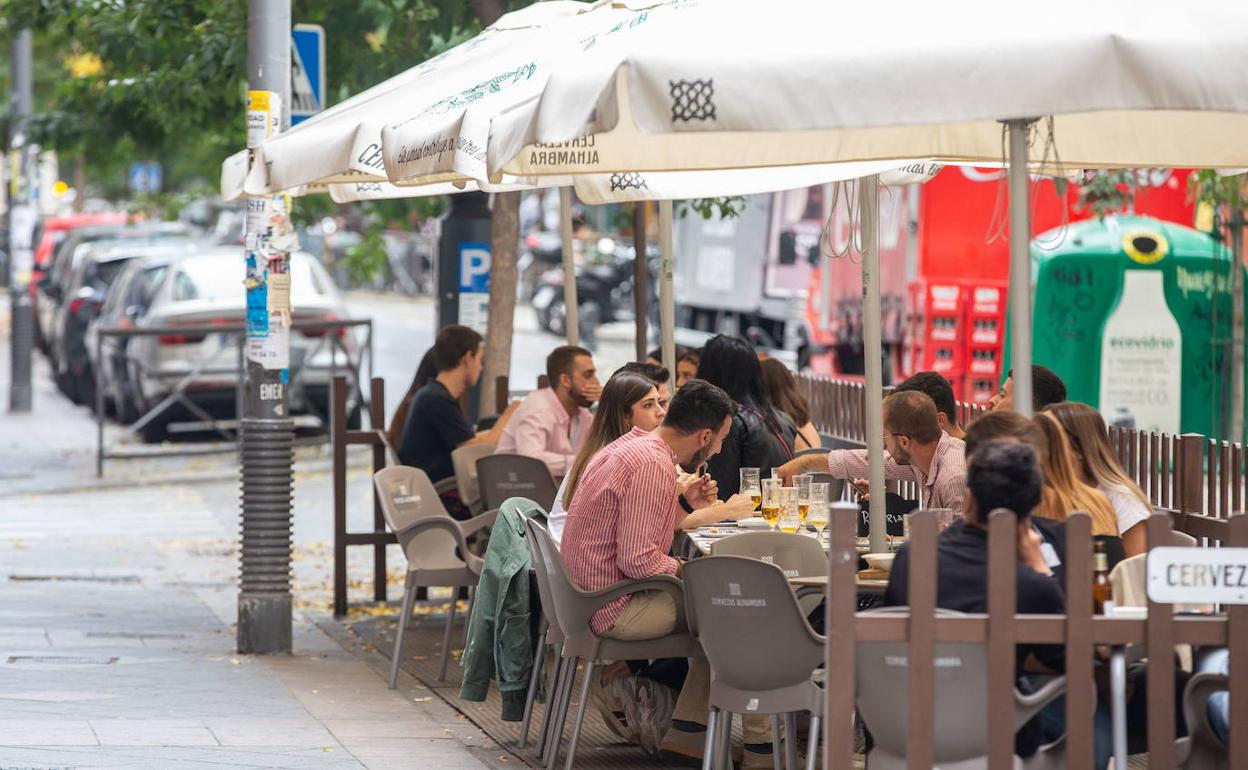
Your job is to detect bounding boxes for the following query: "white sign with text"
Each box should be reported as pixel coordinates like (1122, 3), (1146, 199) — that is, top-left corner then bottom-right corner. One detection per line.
(1147, 547), (1248, 604)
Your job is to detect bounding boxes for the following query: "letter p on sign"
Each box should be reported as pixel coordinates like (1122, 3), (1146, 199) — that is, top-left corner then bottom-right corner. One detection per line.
(459, 243), (491, 293)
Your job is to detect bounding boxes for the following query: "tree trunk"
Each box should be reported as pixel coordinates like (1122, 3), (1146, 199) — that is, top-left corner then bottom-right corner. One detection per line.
(73, 154), (87, 213)
(479, 191), (520, 416)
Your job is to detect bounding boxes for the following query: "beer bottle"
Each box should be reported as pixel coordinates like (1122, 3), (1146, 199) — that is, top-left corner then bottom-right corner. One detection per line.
(1092, 541), (1113, 614)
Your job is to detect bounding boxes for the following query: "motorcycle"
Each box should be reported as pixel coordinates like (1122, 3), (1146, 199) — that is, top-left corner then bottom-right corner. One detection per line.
(531, 237), (657, 345)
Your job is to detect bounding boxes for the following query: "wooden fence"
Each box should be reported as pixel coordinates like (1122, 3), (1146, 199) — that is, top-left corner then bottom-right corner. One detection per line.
(823, 508), (1247, 769)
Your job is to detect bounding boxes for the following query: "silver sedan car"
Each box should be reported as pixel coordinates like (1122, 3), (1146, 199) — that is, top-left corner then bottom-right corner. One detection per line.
(121, 247), (359, 442)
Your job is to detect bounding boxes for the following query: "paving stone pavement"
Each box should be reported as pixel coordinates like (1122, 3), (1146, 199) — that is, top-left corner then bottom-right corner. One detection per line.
(0, 319), (502, 770)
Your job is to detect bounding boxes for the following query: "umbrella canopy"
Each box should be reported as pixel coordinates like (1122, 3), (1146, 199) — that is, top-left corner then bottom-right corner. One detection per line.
(479, 0), (1248, 179)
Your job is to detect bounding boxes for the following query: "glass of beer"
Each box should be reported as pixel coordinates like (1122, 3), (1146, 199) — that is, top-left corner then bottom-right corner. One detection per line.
(807, 483), (830, 537)
(795, 474), (812, 525)
(760, 478), (781, 528)
(778, 487), (801, 533)
(740, 468), (762, 511)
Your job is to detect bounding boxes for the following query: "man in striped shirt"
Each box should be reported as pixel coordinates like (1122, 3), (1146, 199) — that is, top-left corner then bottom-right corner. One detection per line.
(561, 378), (733, 640)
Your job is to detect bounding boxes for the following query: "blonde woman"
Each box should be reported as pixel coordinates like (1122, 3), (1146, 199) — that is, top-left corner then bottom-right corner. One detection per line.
(1030, 411), (1121, 539)
(1045, 401), (1151, 557)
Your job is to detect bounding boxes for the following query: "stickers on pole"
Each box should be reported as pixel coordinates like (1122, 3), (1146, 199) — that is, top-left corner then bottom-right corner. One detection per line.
(267, 273), (292, 315)
(1148, 546), (1248, 604)
(247, 90), (281, 149)
(247, 316), (290, 371)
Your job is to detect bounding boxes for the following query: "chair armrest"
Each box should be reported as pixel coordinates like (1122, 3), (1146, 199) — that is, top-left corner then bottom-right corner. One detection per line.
(460, 508), (498, 538)
(433, 477), (458, 496)
(1182, 672), (1228, 751)
(565, 574), (686, 632)
(1014, 675), (1067, 728)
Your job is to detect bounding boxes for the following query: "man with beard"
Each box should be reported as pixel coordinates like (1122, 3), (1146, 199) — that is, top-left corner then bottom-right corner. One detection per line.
(777, 389), (966, 515)
(496, 345), (602, 476)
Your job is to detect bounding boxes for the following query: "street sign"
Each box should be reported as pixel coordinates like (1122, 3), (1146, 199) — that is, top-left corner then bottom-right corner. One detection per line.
(1147, 546), (1248, 604)
(458, 242), (492, 334)
(127, 161), (162, 194)
(291, 24), (326, 126)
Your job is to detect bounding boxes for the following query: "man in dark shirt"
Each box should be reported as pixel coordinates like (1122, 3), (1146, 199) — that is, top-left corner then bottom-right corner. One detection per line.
(884, 440), (1064, 757)
(397, 325), (516, 484)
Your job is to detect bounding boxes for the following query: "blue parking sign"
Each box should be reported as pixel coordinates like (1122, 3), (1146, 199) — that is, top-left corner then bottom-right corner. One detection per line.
(458, 243), (491, 333)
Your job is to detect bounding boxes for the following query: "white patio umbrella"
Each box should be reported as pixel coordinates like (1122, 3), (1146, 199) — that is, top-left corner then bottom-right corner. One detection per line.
(450, 0), (1248, 557)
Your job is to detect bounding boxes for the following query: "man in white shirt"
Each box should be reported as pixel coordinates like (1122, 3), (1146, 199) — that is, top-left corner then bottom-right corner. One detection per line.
(496, 346), (601, 476)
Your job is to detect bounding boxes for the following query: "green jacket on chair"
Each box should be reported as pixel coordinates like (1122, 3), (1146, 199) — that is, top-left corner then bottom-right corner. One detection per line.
(459, 496), (545, 720)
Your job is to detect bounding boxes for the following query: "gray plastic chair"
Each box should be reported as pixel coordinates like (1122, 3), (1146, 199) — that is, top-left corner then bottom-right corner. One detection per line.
(524, 518), (700, 770)
(451, 443), (495, 515)
(711, 531), (827, 616)
(1176, 672), (1228, 770)
(795, 447), (828, 458)
(806, 471), (846, 503)
(855, 607), (1068, 770)
(682, 556), (826, 770)
(373, 465), (495, 688)
(478, 453), (559, 512)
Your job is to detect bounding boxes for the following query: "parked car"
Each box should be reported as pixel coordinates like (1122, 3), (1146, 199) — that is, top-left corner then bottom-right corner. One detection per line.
(37, 223), (191, 363)
(119, 248), (358, 442)
(87, 250), (183, 423)
(58, 240), (202, 406)
(30, 212), (132, 345)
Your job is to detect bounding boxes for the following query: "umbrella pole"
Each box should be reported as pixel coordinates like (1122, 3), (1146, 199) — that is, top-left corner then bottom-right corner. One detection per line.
(659, 200), (676, 393)
(559, 187), (579, 346)
(632, 202), (649, 361)
(1007, 119), (1036, 416)
(860, 175), (888, 554)
(820, 183), (834, 332)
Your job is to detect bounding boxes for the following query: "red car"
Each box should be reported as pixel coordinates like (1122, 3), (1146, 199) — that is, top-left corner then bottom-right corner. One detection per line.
(31, 212), (132, 345)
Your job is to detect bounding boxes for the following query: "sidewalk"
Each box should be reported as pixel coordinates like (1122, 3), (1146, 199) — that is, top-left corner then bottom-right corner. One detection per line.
(0, 309), (504, 769)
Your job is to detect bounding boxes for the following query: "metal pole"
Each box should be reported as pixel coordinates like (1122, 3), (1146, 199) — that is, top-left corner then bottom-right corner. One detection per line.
(1007, 119), (1036, 417)
(659, 200), (676, 392)
(238, 0), (293, 655)
(820, 183), (833, 332)
(559, 187), (579, 346)
(1230, 207), (1243, 443)
(7, 28), (35, 413)
(860, 175), (887, 554)
(632, 202), (649, 361)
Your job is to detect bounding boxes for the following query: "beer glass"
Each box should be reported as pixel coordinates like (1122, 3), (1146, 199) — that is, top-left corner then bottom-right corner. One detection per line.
(740, 468), (762, 511)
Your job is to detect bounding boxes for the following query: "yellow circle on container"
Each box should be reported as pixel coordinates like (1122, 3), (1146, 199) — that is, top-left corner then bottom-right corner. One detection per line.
(1122, 230), (1169, 265)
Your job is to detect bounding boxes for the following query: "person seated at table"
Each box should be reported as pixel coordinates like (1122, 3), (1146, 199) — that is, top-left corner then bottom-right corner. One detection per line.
(559, 380), (742, 753)
(496, 345), (601, 476)
(988, 364), (1067, 412)
(760, 357), (821, 449)
(676, 349), (700, 389)
(388, 347), (436, 452)
(884, 440), (1066, 759)
(549, 371), (669, 547)
(697, 334), (797, 499)
(894, 370), (966, 439)
(778, 390), (966, 515)
(1044, 401), (1151, 557)
(397, 325), (518, 508)
(646, 344), (689, 369)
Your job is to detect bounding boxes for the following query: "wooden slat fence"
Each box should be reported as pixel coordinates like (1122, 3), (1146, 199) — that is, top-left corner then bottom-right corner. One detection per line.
(824, 508), (1248, 769)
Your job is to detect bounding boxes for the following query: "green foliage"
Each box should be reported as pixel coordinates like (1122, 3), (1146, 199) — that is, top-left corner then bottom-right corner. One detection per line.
(342, 229), (389, 287)
(680, 196), (747, 220)
(1188, 169), (1246, 242)
(1074, 169), (1137, 220)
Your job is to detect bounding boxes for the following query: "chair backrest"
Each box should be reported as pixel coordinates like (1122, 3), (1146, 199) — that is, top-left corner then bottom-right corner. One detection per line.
(1172, 530), (1198, 547)
(795, 447), (827, 457)
(451, 443), (495, 509)
(681, 556), (824, 692)
(523, 518), (596, 635)
(855, 607), (994, 763)
(711, 531), (827, 579)
(478, 453), (559, 512)
(373, 465), (465, 571)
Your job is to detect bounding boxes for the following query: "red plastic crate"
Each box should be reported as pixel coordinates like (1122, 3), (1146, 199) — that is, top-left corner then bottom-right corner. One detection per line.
(963, 374), (998, 406)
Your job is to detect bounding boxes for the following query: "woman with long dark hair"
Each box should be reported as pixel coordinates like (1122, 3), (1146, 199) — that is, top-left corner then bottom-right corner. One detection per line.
(549, 372), (668, 546)
(759, 357), (820, 449)
(697, 335), (797, 498)
(388, 348), (437, 451)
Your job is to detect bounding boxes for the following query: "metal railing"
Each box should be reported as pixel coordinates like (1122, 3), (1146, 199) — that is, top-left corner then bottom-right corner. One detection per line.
(93, 318), (372, 476)
(822, 507), (1247, 769)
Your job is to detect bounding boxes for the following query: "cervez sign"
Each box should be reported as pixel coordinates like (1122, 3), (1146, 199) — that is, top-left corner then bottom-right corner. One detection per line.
(1147, 547), (1248, 605)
